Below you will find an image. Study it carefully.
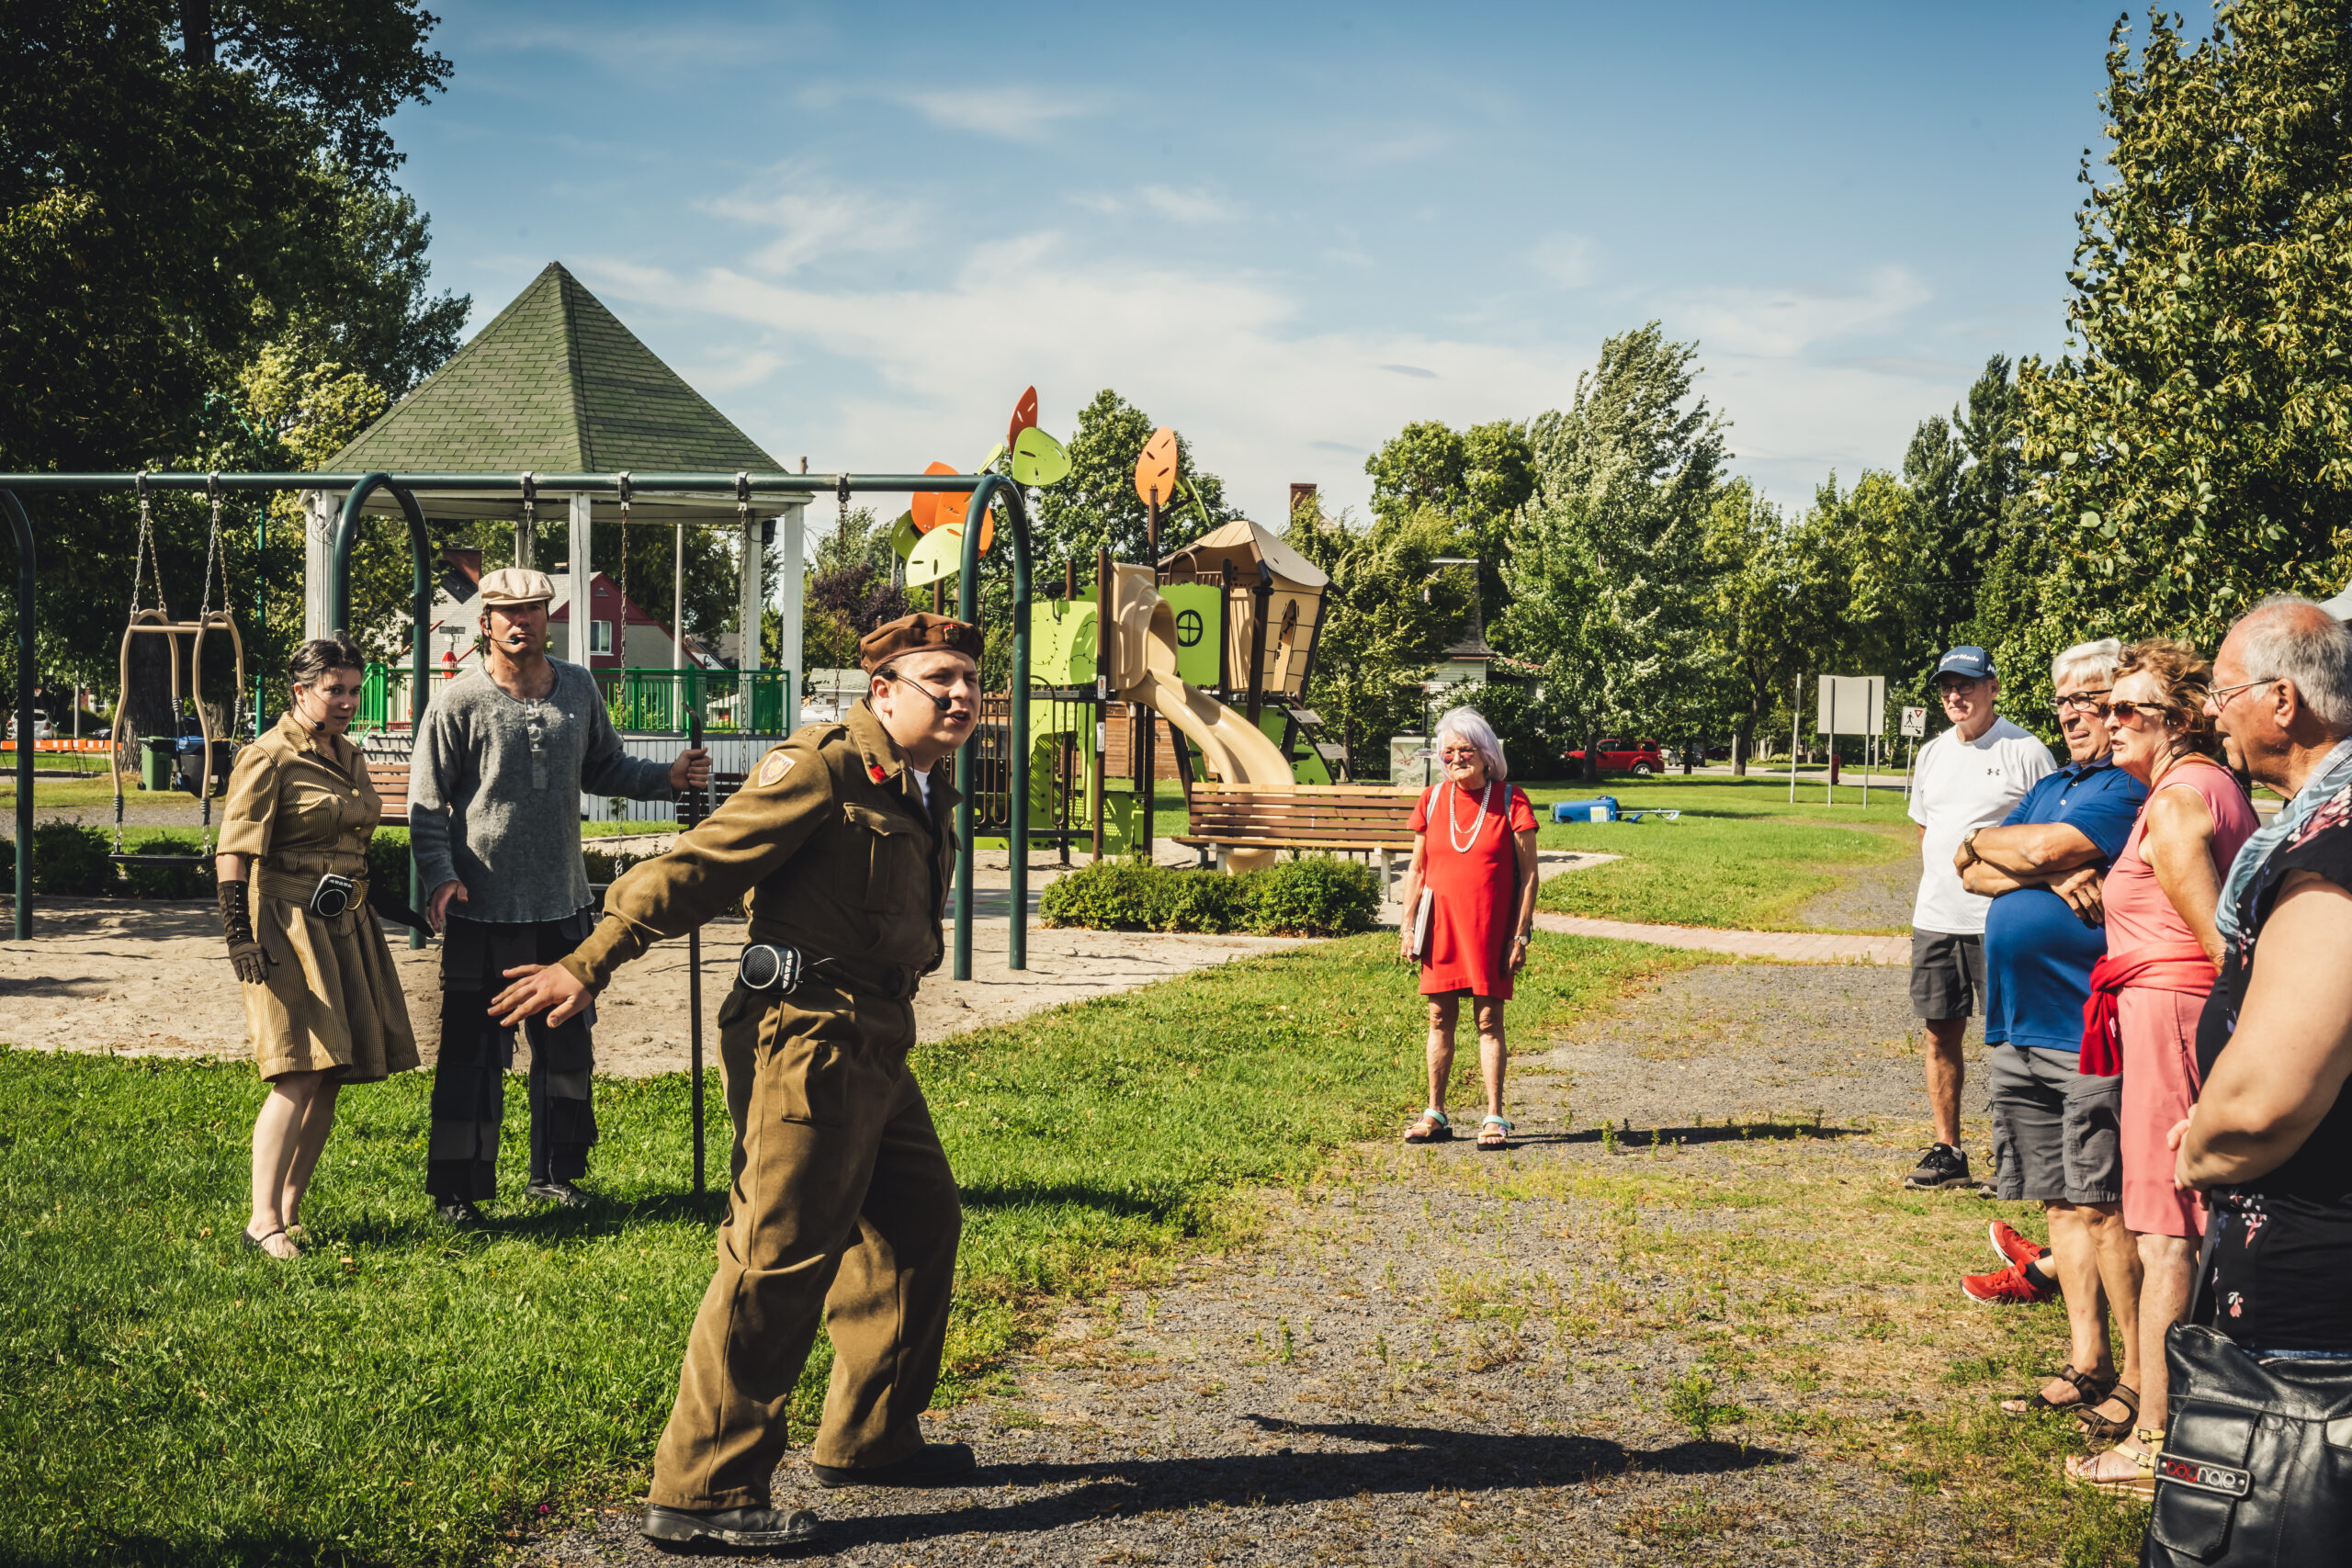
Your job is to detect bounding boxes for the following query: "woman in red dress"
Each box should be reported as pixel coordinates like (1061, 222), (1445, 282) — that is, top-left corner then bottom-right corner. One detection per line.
(1398, 707), (1541, 1150)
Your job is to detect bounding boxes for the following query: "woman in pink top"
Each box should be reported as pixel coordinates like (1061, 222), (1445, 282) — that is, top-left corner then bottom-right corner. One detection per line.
(2068, 638), (2257, 1495)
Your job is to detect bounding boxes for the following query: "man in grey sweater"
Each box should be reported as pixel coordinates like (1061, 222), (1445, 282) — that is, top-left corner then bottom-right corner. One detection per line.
(411, 568), (709, 1222)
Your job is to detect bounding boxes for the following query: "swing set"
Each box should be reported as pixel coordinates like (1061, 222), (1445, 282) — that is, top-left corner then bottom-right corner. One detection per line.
(106, 473), (250, 867)
(2, 469), (1037, 974)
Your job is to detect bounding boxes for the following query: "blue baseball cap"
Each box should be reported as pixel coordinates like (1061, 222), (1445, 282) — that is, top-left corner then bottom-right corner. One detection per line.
(1935, 646), (1996, 681)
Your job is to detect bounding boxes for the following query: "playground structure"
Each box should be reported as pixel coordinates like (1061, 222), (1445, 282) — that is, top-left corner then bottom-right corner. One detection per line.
(0, 469), (1035, 977)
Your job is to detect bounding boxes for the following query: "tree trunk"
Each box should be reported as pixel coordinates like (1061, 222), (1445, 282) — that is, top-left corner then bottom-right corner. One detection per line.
(116, 632), (179, 784)
(1683, 735), (1695, 774)
(1731, 718), (1751, 776)
(1581, 732), (1600, 784)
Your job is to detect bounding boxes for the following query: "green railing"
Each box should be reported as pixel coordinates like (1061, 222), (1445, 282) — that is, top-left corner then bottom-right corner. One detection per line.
(350, 664), (793, 735)
(594, 668), (792, 734)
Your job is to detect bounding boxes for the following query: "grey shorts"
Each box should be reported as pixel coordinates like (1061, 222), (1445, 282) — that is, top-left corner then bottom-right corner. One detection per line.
(1987, 1043), (2122, 1204)
(1910, 929), (1986, 1021)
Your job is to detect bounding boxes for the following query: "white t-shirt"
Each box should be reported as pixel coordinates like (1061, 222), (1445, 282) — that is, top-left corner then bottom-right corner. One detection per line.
(1907, 716), (2055, 935)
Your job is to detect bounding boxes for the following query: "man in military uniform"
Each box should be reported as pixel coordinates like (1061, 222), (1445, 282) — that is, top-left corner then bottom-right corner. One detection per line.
(490, 612), (983, 1552)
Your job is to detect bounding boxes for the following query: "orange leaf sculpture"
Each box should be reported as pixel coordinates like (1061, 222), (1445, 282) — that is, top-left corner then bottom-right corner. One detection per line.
(1006, 386), (1039, 452)
(911, 460), (958, 533)
(1134, 426), (1178, 508)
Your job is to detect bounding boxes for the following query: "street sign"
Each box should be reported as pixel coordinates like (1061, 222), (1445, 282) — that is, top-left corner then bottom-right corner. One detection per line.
(1900, 706), (1928, 739)
(1816, 675), (1886, 736)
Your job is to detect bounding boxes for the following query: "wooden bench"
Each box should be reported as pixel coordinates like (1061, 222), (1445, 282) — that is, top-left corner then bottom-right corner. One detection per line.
(1172, 783), (1421, 887)
(368, 763), (412, 829)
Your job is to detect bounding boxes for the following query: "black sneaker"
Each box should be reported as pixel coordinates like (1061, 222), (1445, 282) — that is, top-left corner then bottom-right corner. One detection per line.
(1904, 1143), (1973, 1190)
(435, 1199), (484, 1226)
(525, 1179), (593, 1210)
(808, 1441), (977, 1490)
(640, 1503), (820, 1551)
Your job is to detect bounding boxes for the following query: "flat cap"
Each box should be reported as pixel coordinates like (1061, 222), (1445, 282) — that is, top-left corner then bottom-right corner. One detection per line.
(478, 568), (556, 607)
(860, 612), (982, 670)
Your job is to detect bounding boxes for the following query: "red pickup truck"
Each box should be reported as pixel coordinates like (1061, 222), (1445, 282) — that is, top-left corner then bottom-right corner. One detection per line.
(1563, 738), (1665, 776)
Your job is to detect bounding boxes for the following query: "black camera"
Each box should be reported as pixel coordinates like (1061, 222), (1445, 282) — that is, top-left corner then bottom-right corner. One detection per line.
(737, 943), (804, 993)
(309, 874), (356, 919)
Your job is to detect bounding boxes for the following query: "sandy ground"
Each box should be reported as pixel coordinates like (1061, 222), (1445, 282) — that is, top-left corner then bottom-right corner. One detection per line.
(526, 964), (1981, 1568)
(0, 847), (1609, 1072)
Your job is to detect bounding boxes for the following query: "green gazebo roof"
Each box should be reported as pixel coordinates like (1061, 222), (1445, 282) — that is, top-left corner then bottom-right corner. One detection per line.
(327, 261), (781, 477)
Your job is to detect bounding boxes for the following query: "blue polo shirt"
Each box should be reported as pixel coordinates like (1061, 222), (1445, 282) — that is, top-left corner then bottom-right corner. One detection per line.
(1982, 759), (2149, 1052)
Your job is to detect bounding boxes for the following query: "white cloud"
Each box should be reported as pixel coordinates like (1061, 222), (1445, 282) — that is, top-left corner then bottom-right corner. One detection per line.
(1136, 186), (1237, 225)
(698, 166), (924, 276)
(1675, 267), (1932, 359)
(1527, 231), (1599, 288)
(897, 85), (1093, 142)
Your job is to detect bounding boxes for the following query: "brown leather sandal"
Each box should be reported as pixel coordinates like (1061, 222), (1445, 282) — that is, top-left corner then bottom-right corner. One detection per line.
(2074, 1382), (2139, 1447)
(1999, 1362), (2114, 1417)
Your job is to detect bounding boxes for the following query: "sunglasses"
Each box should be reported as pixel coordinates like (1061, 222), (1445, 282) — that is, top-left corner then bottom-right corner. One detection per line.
(2100, 699), (2176, 725)
(1439, 748), (1481, 761)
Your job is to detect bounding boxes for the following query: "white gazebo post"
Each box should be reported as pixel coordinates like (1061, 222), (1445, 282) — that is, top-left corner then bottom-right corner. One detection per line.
(569, 491), (594, 662)
(300, 489), (334, 639)
(775, 499), (807, 730)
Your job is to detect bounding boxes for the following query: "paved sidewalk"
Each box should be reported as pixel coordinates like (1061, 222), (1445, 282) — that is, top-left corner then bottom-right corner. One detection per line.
(1532, 910), (1906, 964)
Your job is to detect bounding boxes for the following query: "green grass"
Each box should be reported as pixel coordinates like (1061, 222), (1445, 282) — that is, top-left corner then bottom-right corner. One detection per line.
(0, 931), (1696, 1568)
(1520, 776), (1916, 931)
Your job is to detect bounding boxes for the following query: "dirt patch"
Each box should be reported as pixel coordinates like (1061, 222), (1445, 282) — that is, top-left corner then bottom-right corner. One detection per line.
(1789, 856), (1917, 934)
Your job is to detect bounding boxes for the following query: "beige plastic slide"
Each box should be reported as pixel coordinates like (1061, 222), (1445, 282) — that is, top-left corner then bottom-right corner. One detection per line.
(1105, 564), (1293, 868)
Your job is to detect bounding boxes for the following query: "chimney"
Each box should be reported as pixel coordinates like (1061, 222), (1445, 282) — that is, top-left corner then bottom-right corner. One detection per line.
(1287, 483), (1317, 522)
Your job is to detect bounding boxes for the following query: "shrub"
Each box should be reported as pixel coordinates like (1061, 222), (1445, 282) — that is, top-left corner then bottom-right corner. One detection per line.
(117, 831), (213, 898)
(367, 829), (412, 899)
(1038, 861), (1180, 931)
(0, 819), (117, 897)
(1040, 856), (1382, 938)
(1245, 855), (1382, 937)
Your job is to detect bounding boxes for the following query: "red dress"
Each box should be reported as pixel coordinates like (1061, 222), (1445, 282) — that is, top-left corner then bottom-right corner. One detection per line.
(1409, 781), (1537, 999)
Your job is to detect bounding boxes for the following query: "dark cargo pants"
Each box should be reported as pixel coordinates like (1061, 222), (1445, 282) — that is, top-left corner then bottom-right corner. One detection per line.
(646, 981), (961, 1511)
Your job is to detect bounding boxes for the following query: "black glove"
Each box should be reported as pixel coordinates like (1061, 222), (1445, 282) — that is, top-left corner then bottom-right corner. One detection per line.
(218, 880), (271, 984)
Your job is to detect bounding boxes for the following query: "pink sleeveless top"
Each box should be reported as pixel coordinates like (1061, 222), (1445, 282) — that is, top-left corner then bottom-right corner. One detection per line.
(2103, 760), (2259, 956)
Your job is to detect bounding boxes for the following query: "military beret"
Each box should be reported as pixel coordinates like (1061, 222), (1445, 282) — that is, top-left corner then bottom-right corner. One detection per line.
(860, 612), (982, 670)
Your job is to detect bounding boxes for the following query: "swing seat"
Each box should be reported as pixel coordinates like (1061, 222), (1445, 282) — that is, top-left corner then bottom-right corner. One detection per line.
(107, 852), (212, 867)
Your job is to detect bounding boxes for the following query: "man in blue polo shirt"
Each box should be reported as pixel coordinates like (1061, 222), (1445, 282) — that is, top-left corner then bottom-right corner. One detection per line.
(1949, 638), (2146, 1427)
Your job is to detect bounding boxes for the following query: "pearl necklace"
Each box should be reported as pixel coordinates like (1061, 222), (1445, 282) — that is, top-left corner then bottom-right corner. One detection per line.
(1447, 779), (1494, 853)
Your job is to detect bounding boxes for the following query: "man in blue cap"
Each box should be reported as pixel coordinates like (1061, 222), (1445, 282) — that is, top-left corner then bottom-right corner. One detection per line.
(1903, 645), (2054, 1190)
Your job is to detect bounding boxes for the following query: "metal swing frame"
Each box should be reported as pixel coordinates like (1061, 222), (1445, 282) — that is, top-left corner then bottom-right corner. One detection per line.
(3, 470), (1035, 976)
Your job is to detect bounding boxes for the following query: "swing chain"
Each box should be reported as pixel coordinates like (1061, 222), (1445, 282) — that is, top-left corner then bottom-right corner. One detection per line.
(520, 471), (537, 568)
(616, 471), (631, 635)
(129, 470), (156, 616)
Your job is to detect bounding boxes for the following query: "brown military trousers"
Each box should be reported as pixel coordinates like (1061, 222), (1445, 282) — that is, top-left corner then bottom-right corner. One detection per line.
(647, 981), (961, 1511)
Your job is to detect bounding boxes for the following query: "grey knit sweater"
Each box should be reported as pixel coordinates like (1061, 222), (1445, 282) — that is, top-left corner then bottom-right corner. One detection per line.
(408, 660), (673, 923)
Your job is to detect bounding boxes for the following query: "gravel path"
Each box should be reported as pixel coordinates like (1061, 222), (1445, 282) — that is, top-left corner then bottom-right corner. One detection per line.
(1790, 856), (1916, 934)
(529, 963), (1976, 1568)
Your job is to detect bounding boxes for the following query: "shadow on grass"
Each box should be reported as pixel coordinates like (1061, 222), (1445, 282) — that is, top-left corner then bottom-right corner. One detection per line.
(1503, 1120), (1863, 1149)
(801, 1417), (1790, 1552)
(324, 1190), (726, 1248)
(956, 1179), (1188, 1221)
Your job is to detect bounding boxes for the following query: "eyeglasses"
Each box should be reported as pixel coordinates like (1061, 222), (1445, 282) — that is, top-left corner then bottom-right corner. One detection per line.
(1439, 748), (1480, 761)
(2210, 677), (2277, 712)
(2049, 688), (2112, 715)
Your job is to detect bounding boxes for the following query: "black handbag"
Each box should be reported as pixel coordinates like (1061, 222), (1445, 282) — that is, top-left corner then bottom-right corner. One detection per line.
(2141, 1321), (2352, 1566)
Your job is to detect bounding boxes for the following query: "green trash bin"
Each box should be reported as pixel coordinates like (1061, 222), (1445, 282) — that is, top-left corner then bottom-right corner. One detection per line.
(139, 736), (175, 793)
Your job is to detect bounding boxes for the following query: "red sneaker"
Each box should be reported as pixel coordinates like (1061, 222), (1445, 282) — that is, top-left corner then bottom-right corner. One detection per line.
(1962, 1262), (2058, 1305)
(1989, 1219), (2052, 1271)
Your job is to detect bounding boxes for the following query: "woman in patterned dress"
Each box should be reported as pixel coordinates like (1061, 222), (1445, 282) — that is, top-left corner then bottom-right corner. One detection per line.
(216, 636), (419, 1259)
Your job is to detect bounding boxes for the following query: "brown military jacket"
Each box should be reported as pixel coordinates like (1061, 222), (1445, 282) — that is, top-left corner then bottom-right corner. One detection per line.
(560, 698), (958, 995)
(218, 709), (378, 878)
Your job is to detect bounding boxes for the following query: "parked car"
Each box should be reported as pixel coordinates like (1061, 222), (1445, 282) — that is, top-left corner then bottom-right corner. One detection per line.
(1563, 737), (1665, 776)
(5, 714), (53, 742)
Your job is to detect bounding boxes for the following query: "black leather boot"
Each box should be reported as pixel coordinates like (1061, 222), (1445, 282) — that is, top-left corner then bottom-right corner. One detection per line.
(808, 1441), (977, 1489)
(639, 1503), (820, 1551)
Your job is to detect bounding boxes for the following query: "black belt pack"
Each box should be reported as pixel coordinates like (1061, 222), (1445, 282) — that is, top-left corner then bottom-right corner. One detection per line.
(737, 943), (921, 1001)
(737, 942), (805, 993)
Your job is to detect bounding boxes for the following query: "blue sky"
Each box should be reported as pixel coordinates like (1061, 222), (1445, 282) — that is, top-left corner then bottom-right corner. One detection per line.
(390, 2), (2158, 529)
